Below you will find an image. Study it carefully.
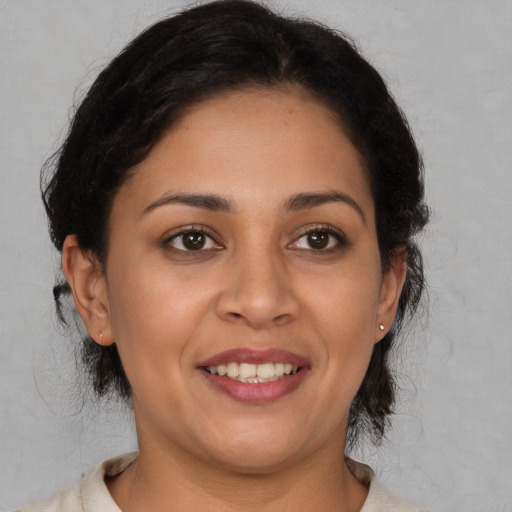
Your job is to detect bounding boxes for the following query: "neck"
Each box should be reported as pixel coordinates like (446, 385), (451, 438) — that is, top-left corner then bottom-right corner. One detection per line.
(107, 431), (368, 512)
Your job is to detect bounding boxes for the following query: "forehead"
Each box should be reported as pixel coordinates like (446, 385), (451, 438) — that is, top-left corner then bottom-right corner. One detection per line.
(116, 86), (373, 218)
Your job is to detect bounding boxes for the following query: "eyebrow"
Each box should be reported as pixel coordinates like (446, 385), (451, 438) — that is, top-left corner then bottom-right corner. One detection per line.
(142, 192), (235, 216)
(285, 191), (366, 223)
(142, 190), (365, 223)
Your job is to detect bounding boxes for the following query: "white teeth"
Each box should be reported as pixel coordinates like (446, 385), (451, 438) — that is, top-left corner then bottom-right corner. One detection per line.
(226, 362), (239, 378)
(274, 362), (285, 377)
(256, 363), (274, 379)
(205, 362), (300, 382)
(239, 363), (256, 378)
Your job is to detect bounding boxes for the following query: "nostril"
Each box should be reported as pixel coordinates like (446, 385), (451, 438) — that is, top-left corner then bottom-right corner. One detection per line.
(274, 313), (292, 326)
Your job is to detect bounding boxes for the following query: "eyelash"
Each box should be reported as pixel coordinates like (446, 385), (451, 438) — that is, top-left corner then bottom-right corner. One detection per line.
(162, 224), (348, 254)
(163, 225), (222, 253)
(290, 224), (349, 253)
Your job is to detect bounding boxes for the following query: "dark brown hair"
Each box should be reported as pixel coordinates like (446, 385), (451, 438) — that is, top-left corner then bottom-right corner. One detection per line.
(43, 0), (429, 447)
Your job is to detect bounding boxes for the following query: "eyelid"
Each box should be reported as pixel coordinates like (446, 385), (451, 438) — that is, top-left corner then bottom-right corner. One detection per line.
(289, 223), (349, 250)
(162, 224), (224, 250)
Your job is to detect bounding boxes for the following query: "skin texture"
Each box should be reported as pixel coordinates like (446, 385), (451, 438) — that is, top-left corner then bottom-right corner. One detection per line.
(62, 86), (407, 512)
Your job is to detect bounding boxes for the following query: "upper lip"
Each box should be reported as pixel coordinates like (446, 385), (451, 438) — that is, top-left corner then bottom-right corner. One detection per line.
(197, 348), (310, 367)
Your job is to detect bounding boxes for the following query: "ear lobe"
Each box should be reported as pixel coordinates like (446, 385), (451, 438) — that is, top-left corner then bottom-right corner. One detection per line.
(61, 235), (113, 346)
(375, 246), (408, 342)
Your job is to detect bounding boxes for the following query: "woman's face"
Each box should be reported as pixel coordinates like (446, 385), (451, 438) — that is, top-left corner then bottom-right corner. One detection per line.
(79, 86), (404, 472)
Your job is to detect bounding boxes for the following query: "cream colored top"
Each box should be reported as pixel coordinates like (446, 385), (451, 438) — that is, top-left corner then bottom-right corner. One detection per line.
(17, 453), (427, 512)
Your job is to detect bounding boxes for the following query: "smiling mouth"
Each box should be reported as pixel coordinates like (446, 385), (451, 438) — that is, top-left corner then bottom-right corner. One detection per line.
(204, 362), (301, 383)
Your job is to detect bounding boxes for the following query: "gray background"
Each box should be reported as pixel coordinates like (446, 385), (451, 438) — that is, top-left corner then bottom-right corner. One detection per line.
(1, 1), (511, 511)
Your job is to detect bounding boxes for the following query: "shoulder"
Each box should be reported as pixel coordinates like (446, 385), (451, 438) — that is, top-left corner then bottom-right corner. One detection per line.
(15, 453), (138, 512)
(347, 458), (429, 512)
(364, 479), (428, 512)
(14, 482), (82, 512)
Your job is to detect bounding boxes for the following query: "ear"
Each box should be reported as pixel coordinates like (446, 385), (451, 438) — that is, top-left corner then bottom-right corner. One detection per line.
(375, 246), (408, 342)
(61, 235), (113, 346)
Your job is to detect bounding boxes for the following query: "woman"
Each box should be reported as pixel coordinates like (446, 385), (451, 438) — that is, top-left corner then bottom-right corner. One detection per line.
(20, 0), (429, 510)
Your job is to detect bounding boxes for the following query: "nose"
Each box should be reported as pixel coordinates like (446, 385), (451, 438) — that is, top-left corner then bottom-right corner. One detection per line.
(216, 249), (300, 329)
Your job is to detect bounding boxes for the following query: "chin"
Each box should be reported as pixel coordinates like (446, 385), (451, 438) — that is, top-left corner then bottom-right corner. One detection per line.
(199, 425), (313, 475)
(211, 449), (302, 475)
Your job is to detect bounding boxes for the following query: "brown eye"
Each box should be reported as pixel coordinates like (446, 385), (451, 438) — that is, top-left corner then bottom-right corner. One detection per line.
(307, 231), (329, 249)
(292, 226), (347, 252)
(167, 230), (218, 252)
(182, 232), (206, 250)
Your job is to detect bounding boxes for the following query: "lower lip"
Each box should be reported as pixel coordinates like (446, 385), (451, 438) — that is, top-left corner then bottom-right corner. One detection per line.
(198, 368), (309, 403)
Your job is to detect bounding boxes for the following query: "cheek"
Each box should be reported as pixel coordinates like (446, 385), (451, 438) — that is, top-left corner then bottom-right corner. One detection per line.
(304, 262), (382, 335)
(301, 260), (382, 384)
(105, 258), (215, 373)
(105, 261), (174, 378)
